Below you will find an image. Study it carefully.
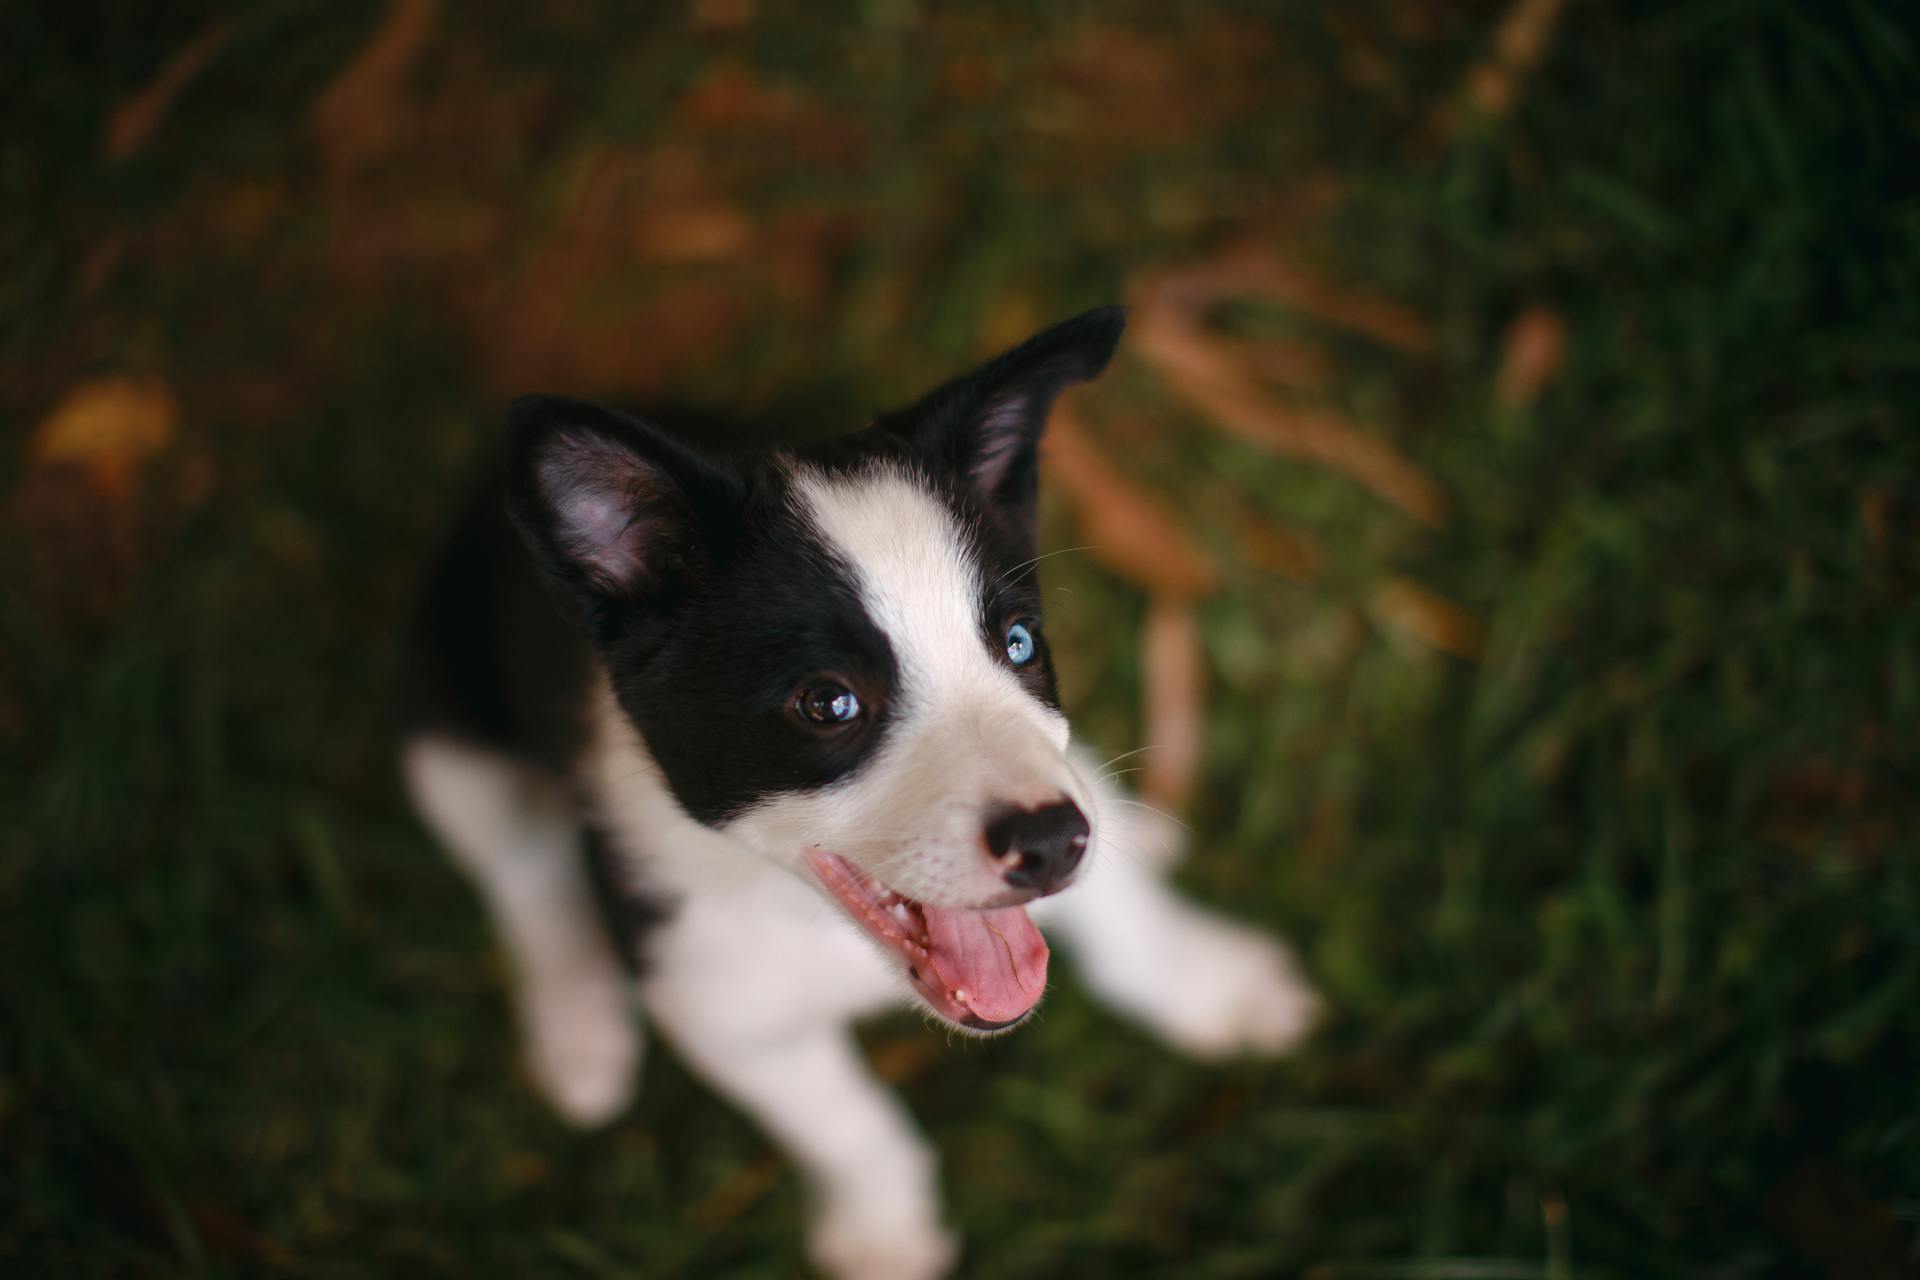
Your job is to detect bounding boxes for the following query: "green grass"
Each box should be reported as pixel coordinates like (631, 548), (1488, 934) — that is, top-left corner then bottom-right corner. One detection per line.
(5, 2), (1919, 1276)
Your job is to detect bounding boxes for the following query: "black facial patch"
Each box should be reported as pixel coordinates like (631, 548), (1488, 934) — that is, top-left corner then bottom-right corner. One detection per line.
(598, 467), (901, 825)
(580, 821), (677, 976)
(975, 515), (1062, 711)
(503, 307), (1122, 829)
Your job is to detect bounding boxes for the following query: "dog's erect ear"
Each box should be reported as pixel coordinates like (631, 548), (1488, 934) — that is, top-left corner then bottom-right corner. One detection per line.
(506, 395), (740, 631)
(881, 306), (1124, 540)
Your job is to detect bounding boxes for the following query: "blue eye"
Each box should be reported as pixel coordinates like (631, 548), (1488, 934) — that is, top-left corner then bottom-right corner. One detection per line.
(1005, 621), (1036, 666)
(798, 683), (861, 725)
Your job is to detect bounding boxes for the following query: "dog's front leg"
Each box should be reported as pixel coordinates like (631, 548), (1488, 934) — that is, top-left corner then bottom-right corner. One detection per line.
(1034, 781), (1321, 1058)
(648, 1006), (955, 1280)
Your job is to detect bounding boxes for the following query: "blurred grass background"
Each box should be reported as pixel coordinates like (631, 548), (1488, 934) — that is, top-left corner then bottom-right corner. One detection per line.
(4, 1), (1919, 1276)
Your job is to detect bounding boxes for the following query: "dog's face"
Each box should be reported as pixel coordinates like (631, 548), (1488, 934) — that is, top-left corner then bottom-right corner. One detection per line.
(508, 308), (1124, 1031)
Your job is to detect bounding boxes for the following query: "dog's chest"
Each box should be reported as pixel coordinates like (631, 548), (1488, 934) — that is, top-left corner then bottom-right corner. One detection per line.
(641, 864), (910, 1034)
(580, 685), (910, 1031)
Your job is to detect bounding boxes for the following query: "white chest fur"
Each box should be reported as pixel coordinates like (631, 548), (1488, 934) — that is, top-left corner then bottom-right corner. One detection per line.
(410, 680), (1317, 1280)
(578, 681), (914, 1036)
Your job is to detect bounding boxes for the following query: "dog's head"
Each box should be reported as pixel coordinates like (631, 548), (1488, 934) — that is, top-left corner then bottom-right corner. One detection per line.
(507, 307), (1123, 1031)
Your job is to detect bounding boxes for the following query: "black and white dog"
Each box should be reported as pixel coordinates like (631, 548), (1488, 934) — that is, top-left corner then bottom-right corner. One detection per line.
(399, 307), (1316, 1279)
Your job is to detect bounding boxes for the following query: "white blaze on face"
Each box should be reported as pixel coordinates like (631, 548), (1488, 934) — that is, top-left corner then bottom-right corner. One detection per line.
(724, 460), (1091, 909)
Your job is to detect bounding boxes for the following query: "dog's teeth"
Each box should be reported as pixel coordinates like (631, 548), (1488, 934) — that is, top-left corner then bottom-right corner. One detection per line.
(952, 988), (969, 1005)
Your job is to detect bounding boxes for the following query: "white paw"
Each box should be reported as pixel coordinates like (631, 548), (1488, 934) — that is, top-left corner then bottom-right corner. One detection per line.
(1136, 915), (1321, 1060)
(809, 1206), (957, 1280)
(521, 978), (642, 1127)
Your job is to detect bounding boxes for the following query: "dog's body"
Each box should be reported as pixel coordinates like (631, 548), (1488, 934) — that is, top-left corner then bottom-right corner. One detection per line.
(399, 309), (1316, 1278)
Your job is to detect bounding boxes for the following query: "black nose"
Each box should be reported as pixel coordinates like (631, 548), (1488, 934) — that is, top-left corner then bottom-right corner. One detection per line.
(986, 800), (1090, 895)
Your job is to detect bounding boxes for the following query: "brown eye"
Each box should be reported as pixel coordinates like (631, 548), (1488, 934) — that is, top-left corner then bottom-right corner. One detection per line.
(796, 682), (861, 725)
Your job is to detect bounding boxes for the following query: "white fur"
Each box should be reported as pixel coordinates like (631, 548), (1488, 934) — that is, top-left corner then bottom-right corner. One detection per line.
(413, 706), (1319, 1276)
(579, 681), (955, 1270)
(1030, 763), (1322, 1058)
(402, 736), (641, 1125)
(726, 462), (1092, 910)
(583, 694), (1318, 1273)
(405, 463), (1320, 1277)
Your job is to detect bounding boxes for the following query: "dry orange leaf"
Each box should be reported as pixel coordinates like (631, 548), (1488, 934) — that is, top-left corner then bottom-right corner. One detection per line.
(310, 0), (439, 177)
(1368, 576), (1484, 661)
(1140, 242), (1432, 356)
(102, 19), (235, 162)
(1132, 268), (1449, 527)
(1140, 598), (1207, 811)
(1451, 0), (1567, 129)
(1044, 404), (1219, 599)
(1227, 507), (1324, 581)
(1495, 304), (1566, 412)
(31, 377), (180, 496)
(1221, 334), (1336, 394)
(632, 204), (754, 262)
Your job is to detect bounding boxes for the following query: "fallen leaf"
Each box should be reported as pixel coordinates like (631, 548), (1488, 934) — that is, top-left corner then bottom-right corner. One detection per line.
(1142, 242), (1431, 355)
(31, 377), (180, 496)
(1227, 506), (1323, 581)
(1045, 404), (1218, 599)
(310, 0), (440, 177)
(1140, 597), (1206, 810)
(1132, 262), (1448, 527)
(632, 204), (754, 262)
(1495, 304), (1566, 411)
(1447, 0), (1567, 131)
(1368, 576), (1483, 660)
(103, 19), (236, 162)
(1222, 334), (1336, 393)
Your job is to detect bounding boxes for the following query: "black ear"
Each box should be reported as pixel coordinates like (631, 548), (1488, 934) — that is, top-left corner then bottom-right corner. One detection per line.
(881, 306), (1124, 540)
(505, 395), (739, 632)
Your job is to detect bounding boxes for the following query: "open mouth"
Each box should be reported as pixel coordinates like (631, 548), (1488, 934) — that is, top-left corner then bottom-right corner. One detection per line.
(805, 848), (1049, 1030)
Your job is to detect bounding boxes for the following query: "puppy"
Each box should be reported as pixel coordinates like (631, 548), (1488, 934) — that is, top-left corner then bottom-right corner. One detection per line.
(399, 307), (1316, 1279)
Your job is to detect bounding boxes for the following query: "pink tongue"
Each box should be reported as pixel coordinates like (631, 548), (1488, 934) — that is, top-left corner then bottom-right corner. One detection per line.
(919, 902), (1050, 1025)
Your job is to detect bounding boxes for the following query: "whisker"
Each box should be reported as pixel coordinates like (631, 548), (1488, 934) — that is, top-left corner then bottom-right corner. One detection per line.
(1109, 796), (1195, 834)
(1093, 743), (1160, 773)
(998, 544), (1098, 584)
(1088, 833), (1152, 870)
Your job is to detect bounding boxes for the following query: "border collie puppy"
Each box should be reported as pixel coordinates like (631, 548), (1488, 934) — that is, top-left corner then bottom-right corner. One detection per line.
(399, 308), (1317, 1279)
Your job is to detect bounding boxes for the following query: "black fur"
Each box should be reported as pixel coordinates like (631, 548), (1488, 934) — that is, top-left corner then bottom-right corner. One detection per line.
(400, 306), (1124, 924)
(581, 822), (676, 975)
(397, 476), (594, 774)
(875, 304), (1125, 551)
(596, 459), (903, 824)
